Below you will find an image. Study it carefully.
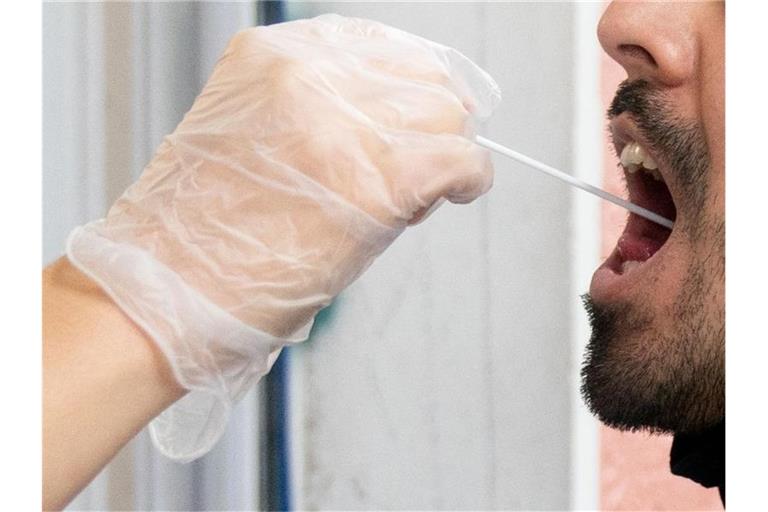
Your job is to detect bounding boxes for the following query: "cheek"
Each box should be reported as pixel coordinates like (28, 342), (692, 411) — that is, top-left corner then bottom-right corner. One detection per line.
(661, 212), (724, 321)
(699, 22), (725, 210)
(702, 97), (724, 215)
(708, 138), (724, 225)
(646, 235), (694, 313)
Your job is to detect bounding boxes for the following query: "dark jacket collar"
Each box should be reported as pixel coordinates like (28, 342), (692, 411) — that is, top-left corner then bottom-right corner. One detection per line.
(670, 419), (725, 505)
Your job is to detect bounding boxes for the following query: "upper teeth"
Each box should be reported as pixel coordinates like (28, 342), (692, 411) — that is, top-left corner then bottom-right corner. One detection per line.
(620, 142), (662, 180)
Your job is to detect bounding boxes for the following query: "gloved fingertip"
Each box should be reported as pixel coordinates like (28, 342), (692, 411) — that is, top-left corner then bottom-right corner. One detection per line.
(443, 145), (495, 204)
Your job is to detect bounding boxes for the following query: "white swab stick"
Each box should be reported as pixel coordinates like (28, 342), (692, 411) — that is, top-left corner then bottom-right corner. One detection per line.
(475, 135), (674, 230)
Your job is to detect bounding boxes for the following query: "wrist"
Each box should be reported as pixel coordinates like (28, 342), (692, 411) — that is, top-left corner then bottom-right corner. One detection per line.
(43, 257), (186, 510)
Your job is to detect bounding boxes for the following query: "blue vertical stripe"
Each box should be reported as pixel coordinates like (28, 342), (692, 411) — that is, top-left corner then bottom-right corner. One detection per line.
(265, 349), (292, 511)
(258, 2), (291, 507)
(260, 0), (285, 26)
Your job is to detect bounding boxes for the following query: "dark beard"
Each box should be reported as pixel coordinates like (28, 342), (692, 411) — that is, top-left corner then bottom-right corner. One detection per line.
(580, 79), (725, 434)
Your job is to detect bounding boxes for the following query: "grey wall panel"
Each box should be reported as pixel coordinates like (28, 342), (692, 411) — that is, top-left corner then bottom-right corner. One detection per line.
(484, 3), (575, 509)
(43, 2), (106, 265)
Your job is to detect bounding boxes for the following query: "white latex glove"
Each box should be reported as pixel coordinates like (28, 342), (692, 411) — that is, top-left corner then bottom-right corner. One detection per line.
(67, 13), (501, 462)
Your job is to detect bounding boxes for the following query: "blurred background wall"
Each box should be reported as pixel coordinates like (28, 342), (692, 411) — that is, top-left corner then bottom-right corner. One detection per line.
(41, 1), (716, 510)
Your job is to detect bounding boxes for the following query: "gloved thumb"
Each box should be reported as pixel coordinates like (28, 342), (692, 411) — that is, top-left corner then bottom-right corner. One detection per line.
(385, 132), (494, 226)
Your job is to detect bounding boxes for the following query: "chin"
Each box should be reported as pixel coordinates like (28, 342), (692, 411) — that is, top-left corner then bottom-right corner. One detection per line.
(580, 289), (724, 435)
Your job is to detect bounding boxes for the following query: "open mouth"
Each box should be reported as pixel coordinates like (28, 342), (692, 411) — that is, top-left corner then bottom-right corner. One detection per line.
(590, 121), (678, 301)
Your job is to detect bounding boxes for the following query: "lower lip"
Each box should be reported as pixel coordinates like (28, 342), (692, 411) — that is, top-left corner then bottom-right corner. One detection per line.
(589, 228), (672, 303)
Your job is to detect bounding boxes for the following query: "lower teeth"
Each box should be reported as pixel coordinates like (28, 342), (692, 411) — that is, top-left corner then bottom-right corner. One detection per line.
(621, 260), (642, 274)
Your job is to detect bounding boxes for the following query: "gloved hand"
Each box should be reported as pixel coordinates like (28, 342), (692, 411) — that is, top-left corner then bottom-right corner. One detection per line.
(67, 13), (501, 462)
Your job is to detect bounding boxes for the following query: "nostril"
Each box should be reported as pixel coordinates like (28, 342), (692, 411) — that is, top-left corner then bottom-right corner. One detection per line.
(618, 44), (658, 68)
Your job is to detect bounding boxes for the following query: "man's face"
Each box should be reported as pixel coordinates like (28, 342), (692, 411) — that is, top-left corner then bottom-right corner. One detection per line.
(581, 1), (724, 434)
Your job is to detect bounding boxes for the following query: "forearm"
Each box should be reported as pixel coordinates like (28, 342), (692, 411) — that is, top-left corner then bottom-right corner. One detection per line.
(42, 258), (186, 511)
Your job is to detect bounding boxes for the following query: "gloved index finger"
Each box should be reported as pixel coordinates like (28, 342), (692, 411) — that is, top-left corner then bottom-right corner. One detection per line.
(439, 46), (502, 120)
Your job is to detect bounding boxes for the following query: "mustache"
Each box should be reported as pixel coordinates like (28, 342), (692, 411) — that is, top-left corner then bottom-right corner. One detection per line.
(607, 79), (710, 219)
(608, 79), (660, 121)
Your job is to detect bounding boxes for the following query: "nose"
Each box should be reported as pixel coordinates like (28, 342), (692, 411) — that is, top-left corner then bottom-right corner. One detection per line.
(597, 1), (697, 87)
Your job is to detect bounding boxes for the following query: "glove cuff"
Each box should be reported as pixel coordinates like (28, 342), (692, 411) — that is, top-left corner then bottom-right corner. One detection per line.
(66, 223), (294, 462)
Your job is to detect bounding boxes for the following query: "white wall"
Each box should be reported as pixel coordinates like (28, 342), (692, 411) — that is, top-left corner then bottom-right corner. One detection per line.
(43, 2), (601, 510)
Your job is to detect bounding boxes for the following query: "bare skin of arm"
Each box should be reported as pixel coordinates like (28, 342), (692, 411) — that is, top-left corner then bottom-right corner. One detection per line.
(42, 258), (186, 511)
